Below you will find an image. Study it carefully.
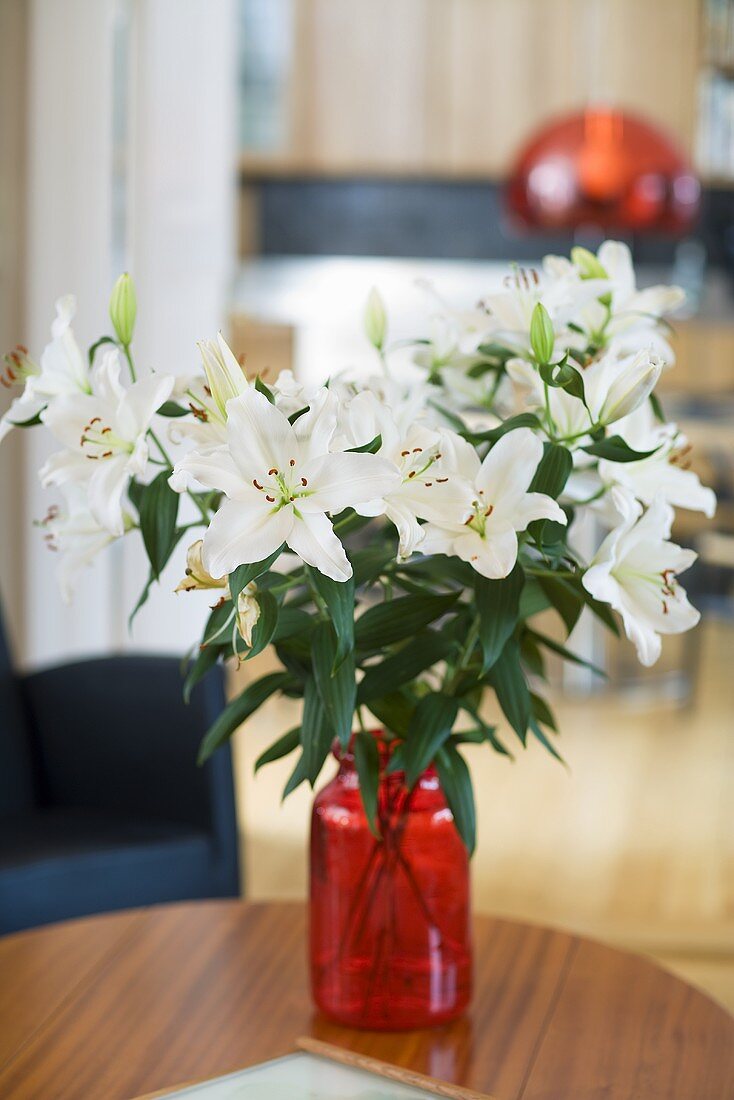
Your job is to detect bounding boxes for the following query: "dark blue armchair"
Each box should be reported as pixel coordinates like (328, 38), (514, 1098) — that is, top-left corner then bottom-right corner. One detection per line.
(0, 615), (239, 933)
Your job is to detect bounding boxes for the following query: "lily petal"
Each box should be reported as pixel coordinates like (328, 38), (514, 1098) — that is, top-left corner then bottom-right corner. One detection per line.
(88, 454), (131, 536)
(476, 428), (543, 509)
(225, 387), (294, 477)
(287, 511), (352, 581)
(170, 447), (253, 500)
(299, 452), (400, 514)
(453, 526), (519, 579)
(117, 373), (174, 439)
(202, 496), (293, 577)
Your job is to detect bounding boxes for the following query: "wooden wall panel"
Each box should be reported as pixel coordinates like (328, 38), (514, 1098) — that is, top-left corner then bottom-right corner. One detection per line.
(241, 0), (703, 178)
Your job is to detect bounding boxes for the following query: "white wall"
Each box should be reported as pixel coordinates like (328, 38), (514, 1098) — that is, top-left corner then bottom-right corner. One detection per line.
(121, 0), (237, 653)
(18, 0), (236, 667)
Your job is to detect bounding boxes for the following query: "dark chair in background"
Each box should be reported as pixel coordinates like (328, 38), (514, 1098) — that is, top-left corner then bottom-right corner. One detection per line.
(0, 613), (239, 934)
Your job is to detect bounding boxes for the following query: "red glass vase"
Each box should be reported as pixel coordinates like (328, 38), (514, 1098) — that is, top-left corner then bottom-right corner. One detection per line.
(309, 735), (472, 1030)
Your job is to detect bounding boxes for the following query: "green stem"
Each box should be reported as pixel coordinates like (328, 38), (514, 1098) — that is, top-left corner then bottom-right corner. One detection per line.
(122, 343), (136, 382)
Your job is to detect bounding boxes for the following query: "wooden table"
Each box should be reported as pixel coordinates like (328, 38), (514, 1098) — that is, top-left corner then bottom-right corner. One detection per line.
(0, 901), (731, 1100)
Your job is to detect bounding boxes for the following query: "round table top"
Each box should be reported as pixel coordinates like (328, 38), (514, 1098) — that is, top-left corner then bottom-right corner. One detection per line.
(0, 900), (731, 1100)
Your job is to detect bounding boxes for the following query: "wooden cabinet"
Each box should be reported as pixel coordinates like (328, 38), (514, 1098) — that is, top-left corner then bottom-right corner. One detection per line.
(240, 0), (702, 178)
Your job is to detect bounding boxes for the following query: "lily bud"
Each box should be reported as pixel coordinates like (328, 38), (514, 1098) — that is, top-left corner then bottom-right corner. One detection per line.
(109, 273), (137, 347)
(598, 351), (662, 425)
(175, 540), (226, 592)
(236, 583), (261, 646)
(198, 333), (248, 419)
(571, 246), (608, 280)
(529, 302), (555, 365)
(364, 287), (387, 351)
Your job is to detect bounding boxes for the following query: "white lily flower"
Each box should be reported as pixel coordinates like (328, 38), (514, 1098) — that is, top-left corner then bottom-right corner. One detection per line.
(340, 390), (473, 558)
(576, 241), (684, 361)
(481, 261), (610, 357)
(170, 386), (401, 582)
(583, 488), (699, 666)
(420, 428), (566, 579)
(198, 333), (247, 419)
(599, 403), (716, 517)
(271, 370), (318, 417)
(166, 375), (231, 488)
(40, 348), (174, 536)
(1, 295), (91, 441)
(37, 482), (125, 604)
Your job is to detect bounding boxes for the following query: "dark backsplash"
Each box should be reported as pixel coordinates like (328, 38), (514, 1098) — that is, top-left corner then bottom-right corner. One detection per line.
(250, 176), (734, 270)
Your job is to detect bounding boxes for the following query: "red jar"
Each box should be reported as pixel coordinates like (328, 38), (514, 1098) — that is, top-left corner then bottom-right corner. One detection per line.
(309, 735), (472, 1030)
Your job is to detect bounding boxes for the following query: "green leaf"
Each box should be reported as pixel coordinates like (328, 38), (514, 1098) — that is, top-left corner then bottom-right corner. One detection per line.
(346, 433), (382, 454)
(475, 341), (516, 364)
(649, 392), (666, 423)
(127, 478), (145, 511)
(312, 622), (356, 746)
(458, 705), (513, 758)
(7, 410), (44, 428)
(530, 691), (557, 732)
(462, 412), (542, 446)
(366, 689), (417, 738)
(229, 545), (284, 602)
(301, 677), (335, 784)
(518, 577), (551, 620)
(87, 334), (117, 366)
(128, 529), (186, 628)
(527, 628), (607, 678)
(529, 443), (573, 500)
(487, 637), (531, 745)
(156, 400), (189, 418)
(528, 443), (573, 545)
(354, 731), (380, 836)
(581, 436), (659, 463)
(435, 742), (476, 854)
(243, 589), (279, 660)
(282, 750), (309, 798)
(539, 356), (587, 405)
(349, 543), (394, 586)
(528, 716), (565, 764)
(183, 644), (220, 704)
(399, 692), (458, 787)
(254, 375), (275, 403)
(355, 591), (460, 651)
(562, 573), (620, 636)
(201, 598), (236, 647)
(520, 631), (546, 679)
(287, 406), (308, 425)
(475, 563), (525, 673)
(139, 471), (180, 580)
(538, 575), (583, 636)
(255, 726), (301, 772)
(272, 606), (313, 643)
(357, 631), (452, 703)
(197, 671), (293, 763)
(530, 302), (555, 365)
(307, 567), (354, 667)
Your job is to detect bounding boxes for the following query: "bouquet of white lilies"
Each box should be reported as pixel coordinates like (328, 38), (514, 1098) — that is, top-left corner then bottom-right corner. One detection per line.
(1, 242), (715, 851)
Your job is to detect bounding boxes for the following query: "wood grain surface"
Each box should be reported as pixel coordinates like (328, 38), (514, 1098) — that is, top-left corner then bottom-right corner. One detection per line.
(0, 901), (730, 1100)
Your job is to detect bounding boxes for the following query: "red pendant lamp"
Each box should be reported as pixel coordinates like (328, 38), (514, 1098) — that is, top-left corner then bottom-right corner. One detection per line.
(506, 106), (700, 234)
(506, 0), (698, 233)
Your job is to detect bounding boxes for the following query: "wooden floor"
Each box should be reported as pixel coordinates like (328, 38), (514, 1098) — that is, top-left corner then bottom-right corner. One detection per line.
(232, 617), (734, 1013)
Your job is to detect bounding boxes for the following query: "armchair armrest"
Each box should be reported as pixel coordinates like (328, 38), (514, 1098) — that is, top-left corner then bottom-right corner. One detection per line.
(20, 655), (235, 840)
